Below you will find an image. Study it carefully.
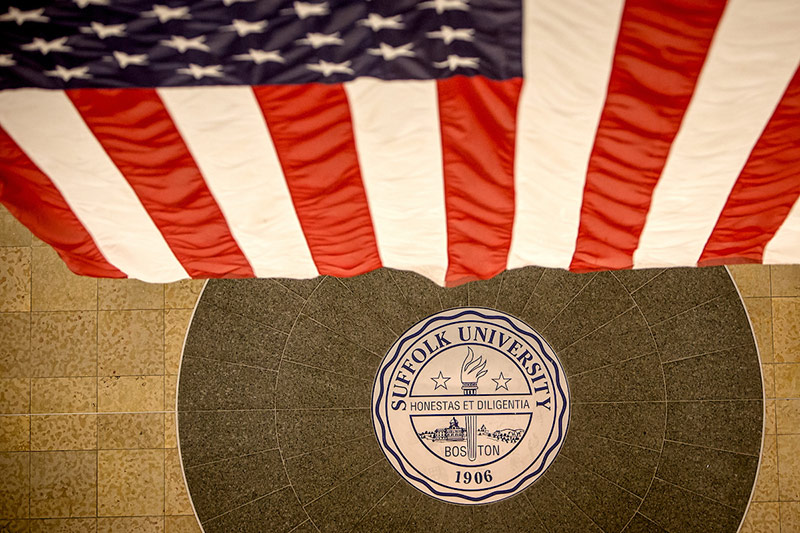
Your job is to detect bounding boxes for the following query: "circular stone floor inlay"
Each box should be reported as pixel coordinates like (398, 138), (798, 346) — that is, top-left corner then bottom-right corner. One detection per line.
(373, 307), (569, 504)
(177, 267), (764, 533)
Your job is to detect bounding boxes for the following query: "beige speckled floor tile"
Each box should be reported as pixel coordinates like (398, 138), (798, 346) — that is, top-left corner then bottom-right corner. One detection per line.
(31, 415), (96, 451)
(97, 376), (163, 413)
(0, 416), (29, 452)
(164, 516), (201, 533)
(764, 364), (776, 399)
(165, 375), (177, 412)
(782, 501), (800, 532)
(30, 451), (96, 518)
(31, 378), (96, 414)
(0, 379), (30, 414)
(31, 312), (96, 378)
(0, 452), (29, 518)
(164, 280), (204, 309)
(744, 297), (774, 363)
(0, 248), (31, 313)
(771, 265), (800, 297)
(773, 298), (800, 363)
(165, 310), (192, 375)
(777, 434), (800, 501)
(766, 400), (776, 435)
(739, 501), (780, 533)
(98, 311), (163, 377)
(98, 279), (164, 311)
(165, 449), (192, 515)
(98, 449), (164, 517)
(0, 519), (29, 532)
(0, 314), (30, 379)
(29, 518), (96, 532)
(97, 413), (163, 450)
(31, 247), (96, 312)
(0, 211), (32, 247)
(775, 364), (800, 398)
(97, 516), (163, 533)
(776, 399), (800, 435)
(754, 434), (778, 501)
(165, 413), (177, 449)
(730, 264), (772, 297)
(30, 235), (47, 248)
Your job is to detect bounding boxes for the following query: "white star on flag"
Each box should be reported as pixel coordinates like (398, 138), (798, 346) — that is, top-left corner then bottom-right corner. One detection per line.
(431, 371), (451, 390)
(222, 19), (268, 37)
(357, 14), (404, 31)
(232, 49), (284, 64)
(177, 63), (223, 79)
(73, 0), (109, 8)
(21, 37), (72, 55)
(417, 0), (470, 14)
(160, 35), (210, 53)
(113, 51), (148, 68)
(0, 54), (16, 67)
(45, 65), (91, 82)
(434, 55), (479, 71)
(0, 7), (49, 25)
(305, 60), (353, 76)
(281, 1), (330, 19)
(367, 43), (415, 61)
(143, 5), (191, 23)
(491, 372), (512, 391)
(426, 26), (475, 45)
(81, 21), (126, 39)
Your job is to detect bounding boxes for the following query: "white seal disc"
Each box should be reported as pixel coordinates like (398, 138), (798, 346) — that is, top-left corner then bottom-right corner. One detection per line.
(372, 307), (570, 504)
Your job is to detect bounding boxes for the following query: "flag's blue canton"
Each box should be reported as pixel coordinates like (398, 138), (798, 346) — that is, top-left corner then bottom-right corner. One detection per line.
(0, 0), (522, 89)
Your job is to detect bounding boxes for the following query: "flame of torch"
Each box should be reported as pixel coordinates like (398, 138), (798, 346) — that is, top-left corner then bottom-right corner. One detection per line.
(461, 347), (487, 462)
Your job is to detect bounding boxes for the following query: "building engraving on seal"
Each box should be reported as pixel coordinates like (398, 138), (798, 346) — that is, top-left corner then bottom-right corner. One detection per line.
(372, 307), (570, 504)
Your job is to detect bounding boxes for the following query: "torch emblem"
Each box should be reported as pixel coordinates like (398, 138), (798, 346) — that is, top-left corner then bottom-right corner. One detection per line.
(461, 347), (488, 462)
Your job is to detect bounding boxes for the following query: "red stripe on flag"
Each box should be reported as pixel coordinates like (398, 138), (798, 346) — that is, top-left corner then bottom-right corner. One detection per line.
(569, 0), (727, 271)
(252, 84), (382, 277)
(699, 66), (800, 266)
(0, 127), (126, 278)
(67, 88), (254, 278)
(438, 76), (522, 286)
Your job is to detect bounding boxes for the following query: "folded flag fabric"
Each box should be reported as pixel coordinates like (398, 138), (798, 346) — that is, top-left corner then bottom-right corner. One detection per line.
(0, 0), (798, 286)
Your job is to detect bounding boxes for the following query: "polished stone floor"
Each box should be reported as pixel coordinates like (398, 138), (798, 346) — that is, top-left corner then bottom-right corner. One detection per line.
(1, 203), (799, 532)
(178, 267), (763, 533)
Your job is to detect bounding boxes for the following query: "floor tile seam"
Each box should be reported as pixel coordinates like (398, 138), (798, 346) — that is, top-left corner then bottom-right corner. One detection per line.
(552, 304), (637, 355)
(201, 482), (293, 525)
(274, 276), (323, 301)
(183, 446), (281, 471)
(490, 269), (506, 309)
(539, 475), (606, 533)
(659, 342), (755, 365)
(275, 299), (321, 533)
(518, 269), (546, 318)
(282, 433), (375, 461)
(299, 313), (384, 359)
(286, 518), (313, 533)
(539, 272), (599, 334)
(347, 478), (402, 533)
(300, 457), (386, 509)
(567, 427), (661, 453)
(575, 397), (765, 405)
(646, 287), (740, 328)
(385, 268), (430, 322)
(279, 358), (375, 383)
(398, 492), (424, 531)
(652, 475), (744, 514)
(197, 297), (293, 336)
(16, 410), (176, 416)
(566, 351), (655, 380)
(521, 490), (551, 533)
(181, 354), (279, 374)
(332, 276), (401, 338)
(558, 452), (644, 502)
(618, 268), (667, 296)
(660, 438), (760, 458)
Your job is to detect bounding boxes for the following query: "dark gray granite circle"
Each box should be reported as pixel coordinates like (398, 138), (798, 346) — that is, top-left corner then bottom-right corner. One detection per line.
(177, 267), (763, 533)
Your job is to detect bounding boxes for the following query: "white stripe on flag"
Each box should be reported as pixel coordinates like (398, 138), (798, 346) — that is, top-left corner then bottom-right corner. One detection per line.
(507, 0), (625, 270)
(157, 86), (319, 279)
(764, 198), (800, 264)
(0, 89), (187, 282)
(344, 78), (448, 285)
(634, 0), (800, 268)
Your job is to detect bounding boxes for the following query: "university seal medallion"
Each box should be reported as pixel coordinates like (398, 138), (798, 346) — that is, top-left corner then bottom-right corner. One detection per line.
(372, 307), (570, 504)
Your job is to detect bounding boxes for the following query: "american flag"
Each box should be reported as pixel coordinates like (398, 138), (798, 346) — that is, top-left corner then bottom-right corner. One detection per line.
(0, 0), (798, 286)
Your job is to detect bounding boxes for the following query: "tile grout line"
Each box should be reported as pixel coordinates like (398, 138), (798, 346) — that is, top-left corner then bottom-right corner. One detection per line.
(769, 266), (784, 533)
